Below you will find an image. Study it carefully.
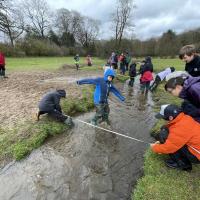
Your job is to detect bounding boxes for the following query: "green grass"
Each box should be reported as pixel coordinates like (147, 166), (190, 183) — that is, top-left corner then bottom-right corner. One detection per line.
(133, 61), (200, 200)
(6, 57), (106, 71)
(0, 87), (94, 161)
(133, 150), (200, 200)
(6, 57), (185, 72)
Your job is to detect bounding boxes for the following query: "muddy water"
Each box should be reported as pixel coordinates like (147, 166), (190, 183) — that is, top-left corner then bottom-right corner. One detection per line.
(0, 78), (155, 200)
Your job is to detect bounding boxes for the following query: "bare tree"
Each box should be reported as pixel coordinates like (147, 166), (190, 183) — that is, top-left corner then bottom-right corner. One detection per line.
(76, 16), (100, 47)
(55, 8), (71, 34)
(0, 0), (24, 46)
(112, 0), (135, 46)
(22, 0), (51, 38)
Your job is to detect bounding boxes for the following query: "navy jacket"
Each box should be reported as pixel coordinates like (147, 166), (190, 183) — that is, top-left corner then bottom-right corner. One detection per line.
(77, 69), (125, 105)
(39, 90), (66, 112)
(185, 55), (200, 77)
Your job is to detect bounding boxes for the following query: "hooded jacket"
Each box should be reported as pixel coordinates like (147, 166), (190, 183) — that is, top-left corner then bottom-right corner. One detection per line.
(77, 69), (125, 105)
(152, 113), (200, 160)
(185, 55), (200, 77)
(0, 52), (5, 66)
(39, 90), (66, 112)
(179, 76), (200, 122)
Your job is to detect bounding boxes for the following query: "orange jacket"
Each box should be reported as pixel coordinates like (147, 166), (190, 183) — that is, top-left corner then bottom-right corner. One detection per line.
(152, 113), (200, 160)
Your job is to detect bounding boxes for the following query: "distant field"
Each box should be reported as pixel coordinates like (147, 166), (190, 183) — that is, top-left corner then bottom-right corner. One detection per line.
(6, 57), (185, 72)
(6, 57), (106, 71)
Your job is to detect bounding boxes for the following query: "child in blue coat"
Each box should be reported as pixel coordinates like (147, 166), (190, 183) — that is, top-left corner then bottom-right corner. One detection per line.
(77, 69), (125, 125)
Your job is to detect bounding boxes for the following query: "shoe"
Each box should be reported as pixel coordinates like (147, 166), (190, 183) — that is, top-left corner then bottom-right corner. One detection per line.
(90, 119), (97, 126)
(165, 159), (192, 171)
(64, 117), (74, 127)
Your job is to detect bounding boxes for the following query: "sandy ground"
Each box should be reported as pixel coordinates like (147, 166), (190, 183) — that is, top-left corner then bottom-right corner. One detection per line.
(0, 68), (100, 127)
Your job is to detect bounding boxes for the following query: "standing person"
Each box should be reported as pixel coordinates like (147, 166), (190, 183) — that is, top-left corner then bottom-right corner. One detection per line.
(149, 67), (175, 92)
(0, 52), (7, 78)
(37, 89), (74, 127)
(125, 52), (131, 71)
(86, 55), (92, 66)
(139, 60), (153, 94)
(165, 76), (200, 122)
(128, 62), (137, 87)
(179, 44), (200, 77)
(110, 52), (118, 69)
(77, 69), (125, 125)
(74, 54), (80, 70)
(119, 53), (126, 75)
(151, 104), (200, 171)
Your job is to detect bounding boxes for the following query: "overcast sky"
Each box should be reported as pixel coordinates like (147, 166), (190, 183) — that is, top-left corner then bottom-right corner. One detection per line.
(48, 0), (200, 40)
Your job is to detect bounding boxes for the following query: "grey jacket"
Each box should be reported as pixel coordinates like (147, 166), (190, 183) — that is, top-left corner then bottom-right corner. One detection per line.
(39, 90), (66, 112)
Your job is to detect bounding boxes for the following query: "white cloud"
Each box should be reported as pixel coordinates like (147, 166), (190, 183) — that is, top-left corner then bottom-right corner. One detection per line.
(47, 0), (200, 40)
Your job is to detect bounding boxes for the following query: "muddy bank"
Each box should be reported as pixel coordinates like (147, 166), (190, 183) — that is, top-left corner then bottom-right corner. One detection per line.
(0, 77), (155, 200)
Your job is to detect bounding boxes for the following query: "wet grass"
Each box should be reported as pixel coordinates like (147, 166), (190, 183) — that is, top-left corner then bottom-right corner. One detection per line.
(133, 77), (200, 200)
(0, 87), (94, 161)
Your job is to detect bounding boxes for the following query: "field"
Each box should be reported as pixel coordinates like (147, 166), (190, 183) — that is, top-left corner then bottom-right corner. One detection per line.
(1, 57), (199, 199)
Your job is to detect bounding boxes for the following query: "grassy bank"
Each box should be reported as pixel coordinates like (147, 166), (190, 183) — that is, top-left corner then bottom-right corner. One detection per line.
(133, 72), (200, 199)
(0, 87), (94, 162)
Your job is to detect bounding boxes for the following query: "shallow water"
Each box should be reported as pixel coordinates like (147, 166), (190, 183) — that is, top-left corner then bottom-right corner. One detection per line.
(0, 78), (155, 200)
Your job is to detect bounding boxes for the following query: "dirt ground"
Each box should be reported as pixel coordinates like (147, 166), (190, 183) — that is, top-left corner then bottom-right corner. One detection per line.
(0, 67), (101, 127)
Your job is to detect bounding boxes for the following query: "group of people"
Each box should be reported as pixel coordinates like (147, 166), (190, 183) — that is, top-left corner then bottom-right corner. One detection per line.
(73, 54), (92, 70)
(151, 44), (200, 171)
(36, 44), (200, 171)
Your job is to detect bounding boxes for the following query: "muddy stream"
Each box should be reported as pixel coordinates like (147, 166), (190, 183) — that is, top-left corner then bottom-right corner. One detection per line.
(0, 78), (155, 200)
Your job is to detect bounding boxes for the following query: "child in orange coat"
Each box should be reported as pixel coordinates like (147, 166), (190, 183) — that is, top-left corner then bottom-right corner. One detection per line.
(151, 104), (200, 171)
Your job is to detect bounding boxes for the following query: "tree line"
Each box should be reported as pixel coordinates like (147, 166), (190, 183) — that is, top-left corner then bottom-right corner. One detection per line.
(0, 0), (199, 57)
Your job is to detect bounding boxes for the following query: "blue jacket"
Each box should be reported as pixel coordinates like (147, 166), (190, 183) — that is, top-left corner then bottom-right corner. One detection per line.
(77, 69), (125, 105)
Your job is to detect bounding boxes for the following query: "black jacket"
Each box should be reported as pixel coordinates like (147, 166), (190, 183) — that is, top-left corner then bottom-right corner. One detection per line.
(129, 63), (137, 77)
(39, 90), (66, 112)
(185, 55), (200, 77)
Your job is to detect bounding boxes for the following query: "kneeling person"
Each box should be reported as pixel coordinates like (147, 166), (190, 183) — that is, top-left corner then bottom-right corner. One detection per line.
(37, 89), (73, 127)
(151, 104), (200, 171)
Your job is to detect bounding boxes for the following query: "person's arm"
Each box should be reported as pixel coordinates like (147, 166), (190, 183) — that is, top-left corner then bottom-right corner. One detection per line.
(53, 95), (62, 112)
(110, 85), (125, 101)
(77, 78), (98, 85)
(151, 129), (191, 154)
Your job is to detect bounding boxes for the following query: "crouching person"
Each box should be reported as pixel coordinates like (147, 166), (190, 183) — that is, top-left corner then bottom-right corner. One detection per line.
(37, 89), (74, 127)
(151, 104), (200, 171)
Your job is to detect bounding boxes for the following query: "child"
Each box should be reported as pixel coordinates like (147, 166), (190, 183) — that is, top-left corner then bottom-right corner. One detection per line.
(151, 104), (200, 171)
(119, 53), (126, 75)
(128, 62), (137, 87)
(179, 44), (200, 77)
(37, 89), (74, 127)
(139, 59), (153, 94)
(77, 69), (125, 125)
(0, 52), (7, 78)
(86, 55), (92, 66)
(74, 54), (80, 70)
(149, 67), (175, 92)
(165, 76), (200, 122)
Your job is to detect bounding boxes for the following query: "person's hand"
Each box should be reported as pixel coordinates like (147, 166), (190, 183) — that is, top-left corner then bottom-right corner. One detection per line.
(150, 141), (160, 148)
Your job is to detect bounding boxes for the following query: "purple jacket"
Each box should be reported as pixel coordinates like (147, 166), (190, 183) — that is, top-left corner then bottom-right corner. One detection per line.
(179, 76), (200, 122)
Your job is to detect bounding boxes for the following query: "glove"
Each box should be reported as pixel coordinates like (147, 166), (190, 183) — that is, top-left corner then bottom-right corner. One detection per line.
(77, 81), (79, 85)
(154, 126), (169, 144)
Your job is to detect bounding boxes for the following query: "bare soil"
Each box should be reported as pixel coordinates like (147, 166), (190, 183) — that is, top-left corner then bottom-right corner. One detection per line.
(0, 68), (100, 127)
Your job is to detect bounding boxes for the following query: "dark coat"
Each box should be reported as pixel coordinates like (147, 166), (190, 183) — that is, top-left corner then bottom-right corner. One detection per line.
(129, 63), (137, 77)
(185, 55), (200, 77)
(39, 90), (66, 112)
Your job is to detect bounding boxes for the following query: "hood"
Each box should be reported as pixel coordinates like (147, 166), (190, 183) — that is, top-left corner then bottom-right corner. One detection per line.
(56, 89), (66, 98)
(183, 76), (200, 90)
(104, 68), (116, 80)
(179, 76), (200, 98)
